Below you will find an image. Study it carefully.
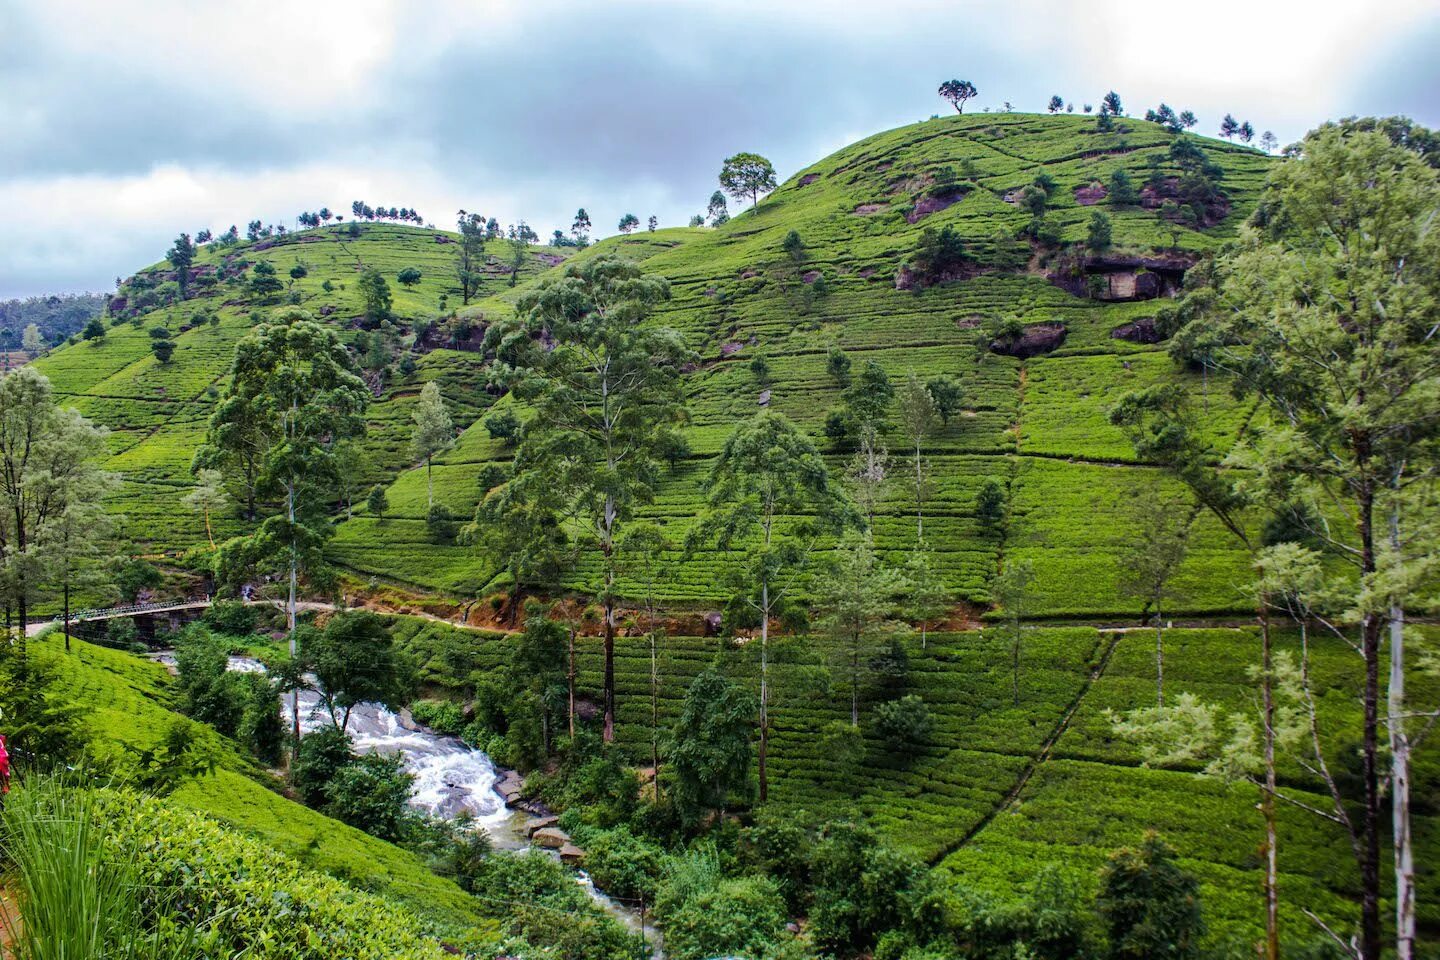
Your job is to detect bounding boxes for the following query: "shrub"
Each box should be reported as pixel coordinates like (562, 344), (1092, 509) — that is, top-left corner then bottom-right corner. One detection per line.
(484, 409), (520, 443)
(411, 698), (466, 735)
(397, 266), (423, 286)
(292, 725), (355, 808)
(202, 599), (258, 636)
(874, 694), (934, 754)
(426, 504), (459, 544)
(1096, 833), (1204, 960)
(663, 874), (792, 960)
(580, 826), (666, 901)
(323, 752), (415, 841)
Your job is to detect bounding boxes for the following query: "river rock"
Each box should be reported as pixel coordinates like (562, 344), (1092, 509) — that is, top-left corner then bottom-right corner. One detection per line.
(532, 827), (570, 849)
(559, 843), (585, 864)
(496, 770), (525, 803)
(524, 815), (560, 838)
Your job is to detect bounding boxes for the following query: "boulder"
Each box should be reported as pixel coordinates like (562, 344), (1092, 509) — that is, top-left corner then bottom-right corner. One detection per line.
(495, 771), (525, 804)
(523, 815), (560, 838)
(559, 843), (586, 864)
(532, 827), (570, 849)
(991, 323), (1067, 359)
(1111, 318), (1164, 344)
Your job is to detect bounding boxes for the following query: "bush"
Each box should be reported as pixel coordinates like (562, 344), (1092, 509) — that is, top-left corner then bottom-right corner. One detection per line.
(663, 874), (792, 960)
(581, 826), (666, 901)
(484, 409), (519, 443)
(203, 599), (259, 636)
(397, 266), (423, 286)
(323, 752), (415, 842)
(410, 698), (466, 735)
(292, 726), (355, 808)
(426, 504), (459, 544)
(874, 695), (934, 754)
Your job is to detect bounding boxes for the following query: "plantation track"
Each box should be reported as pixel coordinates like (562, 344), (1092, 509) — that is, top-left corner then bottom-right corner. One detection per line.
(926, 628), (1123, 865)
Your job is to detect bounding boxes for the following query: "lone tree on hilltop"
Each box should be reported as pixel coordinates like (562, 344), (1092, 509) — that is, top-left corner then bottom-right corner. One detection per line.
(1239, 121), (1255, 144)
(167, 233), (195, 298)
(571, 208), (591, 245)
(938, 79), (978, 114)
(1047, 95), (1064, 113)
(455, 210), (487, 305)
(618, 213), (640, 234)
(1219, 114), (1240, 140)
(719, 152), (778, 209)
(1102, 90), (1123, 116)
(647, 214), (658, 232)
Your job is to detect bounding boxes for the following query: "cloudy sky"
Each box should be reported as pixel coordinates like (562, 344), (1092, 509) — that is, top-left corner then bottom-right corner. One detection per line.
(2, 0), (1437, 299)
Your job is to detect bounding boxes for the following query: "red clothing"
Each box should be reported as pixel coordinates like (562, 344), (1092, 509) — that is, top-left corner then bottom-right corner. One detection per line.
(0, 734), (10, 793)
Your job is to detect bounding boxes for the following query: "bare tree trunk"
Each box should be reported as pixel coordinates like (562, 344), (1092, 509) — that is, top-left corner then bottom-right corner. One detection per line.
(1155, 601), (1165, 708)
(758, 577), (769, 803)
(63, 582), (71, 653)
(567, 623), (576, 739)
(1260, 602), (1279, 960)
(1390, 512), (1416, 960)
(288, 478), (300, 765)
(1359, 493), (1383, 960)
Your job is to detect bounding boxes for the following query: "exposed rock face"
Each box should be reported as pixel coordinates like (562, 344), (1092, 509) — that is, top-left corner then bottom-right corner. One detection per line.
(1111, 318), (1164, 344)
(1074, 182), (1108, 205)
(905, 192), (963, 223)
(434, 234), (454, 244)
(757, 389), (771, 406)
(523, 815), (560, 837)
(895, 262), (979, 291)
(991, 322), (1067, 358)
(798, 173), (820, 186)
(496, 770), (525, 804)
(532, 827), (569, 849)
(853, 203), (887, 216)
(1048, 252), (1195, 302)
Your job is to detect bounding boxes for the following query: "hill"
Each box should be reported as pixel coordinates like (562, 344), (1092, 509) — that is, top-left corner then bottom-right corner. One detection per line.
(22, 112), (1439, 952)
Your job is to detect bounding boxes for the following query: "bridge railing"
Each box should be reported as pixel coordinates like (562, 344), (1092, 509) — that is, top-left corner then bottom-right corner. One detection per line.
(35, 597), (211, 625)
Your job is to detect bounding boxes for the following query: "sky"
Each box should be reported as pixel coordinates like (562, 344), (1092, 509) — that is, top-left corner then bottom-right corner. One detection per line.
(2, 0), (1438, 299)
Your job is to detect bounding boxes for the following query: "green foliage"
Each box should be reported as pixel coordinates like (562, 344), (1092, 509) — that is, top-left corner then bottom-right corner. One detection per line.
(397, 266), (422, 286)
(248, 260), (283, 301)
(292, 725), (355, 808)
(322, 752), (414, 841)
(1096, 833), (1204, 960)
(202, 599), (259, 636)
(426, 502), (458, 544)
(1108, 168), (1139, 206)
(483, 407), (519, 442)
(357, 268), (392, 323)
(875, 694), (934, 754)
(1087, 211), (1113, 251)
(305, 610), (413, 731)
(365, 483), (388, 519)
(720, 151), (778, 207)
(668, 665), (755, 825)
(663, 874), (793, 960)
(410, 698), (466, 735)
(911, 224), (968, 282)
(0, 644), (88, 768)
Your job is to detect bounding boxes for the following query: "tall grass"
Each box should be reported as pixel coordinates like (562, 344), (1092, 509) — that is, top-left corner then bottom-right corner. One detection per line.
(0, 777), (195, 960)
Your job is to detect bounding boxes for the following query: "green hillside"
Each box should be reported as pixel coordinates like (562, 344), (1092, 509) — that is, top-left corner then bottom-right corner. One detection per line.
(22, 112), (1438, 954)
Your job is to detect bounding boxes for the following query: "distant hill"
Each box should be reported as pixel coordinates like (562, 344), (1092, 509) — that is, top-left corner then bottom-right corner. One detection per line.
(0, 291), (106, 346)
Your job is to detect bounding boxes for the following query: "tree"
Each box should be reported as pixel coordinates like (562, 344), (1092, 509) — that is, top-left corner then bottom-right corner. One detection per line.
(896, 373), (938, 540)
(324, 753), (414, 841)
(617, 213), (640, 234)
(1097, 834), (1203, 960)
(1239, 121), (1254, 144)
(902, 545), (947, 649)
(1086, 211), (1113, 251)
(410, 381), (453, 509)
(846, 426), (889, 528)
(571, 208), (591, 244)
(166, 233), (195, 298)
(619, 524), (670, 779)
(41, 460), (117, 654)
(249, 261), (283, 301)
(489, 255), (689, 741)
(203, 312), (369, 758)
(924, 375), (963, 425)
(813, 530), (910, 726)
(668, 665), (755, 826)
(1178, 110), (1198, 130)
(992, 558), (1034, 705)
(1259, 130), (1278, 154)
(456, 210), (487, 305)
(1102, 90), (1123, 116)
(505, 221), (537, 287)
(693, 412), (852, 800)
(1047, 95), (1064, 114)
(647, 215), (658, 232)
(150, 338), (175, 363)
(288, 264), (307, 287)
(81, 317), (106, 341)
(844, 359), (893, 433)
(20, 324), (42, 357)
(357, 268), (392, 323)
(719, 152), (778, 209)
(874, 694), (933, 755)
(1119, 498), (1190, 706)
(826, 345), (852, 386)
(183, 468), (228, 549)
(706, 191), (729, 226)
(397, 266), (422, 287)
(365, 484), (388, 520)
(748, 352), (769, 385)
(1108, 168), (1139, 206)
(305, 610), (412, 733)
(1117, 123), (1440, 960)
(0, 368), (113, 666)
(1219, 114), (1239, 140)
(937, 79), (978, 114)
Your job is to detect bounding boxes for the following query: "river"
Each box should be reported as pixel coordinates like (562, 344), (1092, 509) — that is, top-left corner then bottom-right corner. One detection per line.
(162, 654), (660, 952)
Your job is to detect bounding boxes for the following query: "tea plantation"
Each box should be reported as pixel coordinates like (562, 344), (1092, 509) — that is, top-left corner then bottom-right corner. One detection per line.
(25, 111), (1440, 952)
